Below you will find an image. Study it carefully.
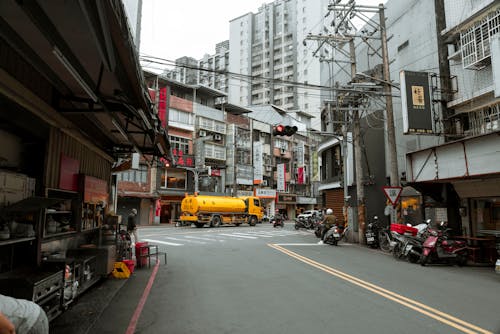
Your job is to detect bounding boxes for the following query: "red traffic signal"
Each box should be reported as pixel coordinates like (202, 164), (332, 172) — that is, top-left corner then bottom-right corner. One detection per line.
(273, 124), (298, 136)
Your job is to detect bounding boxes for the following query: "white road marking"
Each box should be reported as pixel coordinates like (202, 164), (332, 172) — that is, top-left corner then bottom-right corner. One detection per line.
(218, 233), (256, 239)
(142, 238), (182, 246)
(274, 243), (321, 246)
(228, 233), (259, 239)
(163, 236), (205, 244)
(183, 236), (212, 242)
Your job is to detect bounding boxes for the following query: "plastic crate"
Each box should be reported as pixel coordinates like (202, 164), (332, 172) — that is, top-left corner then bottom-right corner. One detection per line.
(390, 223), (418, 236)
(135, 242), (149, 268)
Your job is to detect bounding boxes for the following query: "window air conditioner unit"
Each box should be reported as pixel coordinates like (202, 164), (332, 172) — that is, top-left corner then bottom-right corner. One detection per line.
(214, 134), (222, 141)
(280, 148), (286, 155)
(260, 132), (268, 137)
(265, 166), (272, 172)
(262, 180), (268, 186)
(199, 130), (207, 137)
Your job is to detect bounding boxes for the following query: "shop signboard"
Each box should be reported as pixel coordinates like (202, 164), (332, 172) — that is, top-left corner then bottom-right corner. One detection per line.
(400, 70), (433, 134)
(277, 163), (286, 192)
(255, 188), (276, 198)
(81, 175), (108, 205)
(253, 141), (263, 184)
(277, 193), (296, 204)
(59, 154), (79, 191)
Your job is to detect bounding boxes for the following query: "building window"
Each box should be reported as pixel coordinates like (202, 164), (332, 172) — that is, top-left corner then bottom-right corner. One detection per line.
(169, 136), (189, 155)
(160, 169), (187, 189)
(116, 164), (148, 183)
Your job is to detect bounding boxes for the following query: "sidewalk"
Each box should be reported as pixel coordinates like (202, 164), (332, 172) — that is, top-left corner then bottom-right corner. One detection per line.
(50, 275), (128, 334)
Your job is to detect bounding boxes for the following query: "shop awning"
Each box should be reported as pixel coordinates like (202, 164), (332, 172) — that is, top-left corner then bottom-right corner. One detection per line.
(0, 0), (170, 160)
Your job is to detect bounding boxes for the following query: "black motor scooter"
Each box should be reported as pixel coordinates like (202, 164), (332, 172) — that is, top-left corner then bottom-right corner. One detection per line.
(365, 216), (381, 248)
(294, 216), (312, 230)
(273, 214), (284, 228)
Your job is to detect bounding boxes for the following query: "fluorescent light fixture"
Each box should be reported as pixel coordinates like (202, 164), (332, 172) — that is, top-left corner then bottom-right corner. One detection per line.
(137, 108), (153, 130)
(53, 46), (99, 102)
(156, 142), (165, 155)
(111, 118), (128, 140)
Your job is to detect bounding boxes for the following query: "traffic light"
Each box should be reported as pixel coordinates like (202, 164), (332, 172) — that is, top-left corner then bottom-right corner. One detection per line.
(273, 125), (298, 136)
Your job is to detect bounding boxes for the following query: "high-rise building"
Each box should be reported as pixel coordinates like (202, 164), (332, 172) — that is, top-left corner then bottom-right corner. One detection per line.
(228, 0), (330, 129)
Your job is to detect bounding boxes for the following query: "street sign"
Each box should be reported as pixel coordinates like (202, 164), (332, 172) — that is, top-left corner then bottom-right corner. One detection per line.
(382, 186), (403, 205)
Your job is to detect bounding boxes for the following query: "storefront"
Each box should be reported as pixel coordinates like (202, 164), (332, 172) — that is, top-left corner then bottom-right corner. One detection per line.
(255, 188), (277, 217)
(0, 0), (170, 322)
(276, 193), (296, 220)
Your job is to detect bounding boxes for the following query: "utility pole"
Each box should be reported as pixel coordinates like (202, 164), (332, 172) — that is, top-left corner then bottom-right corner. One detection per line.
(349, 38), (366, 243)
(379, 4), (398, 187)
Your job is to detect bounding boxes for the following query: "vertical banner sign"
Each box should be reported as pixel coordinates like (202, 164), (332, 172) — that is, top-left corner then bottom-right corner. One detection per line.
(253, 141), (263, 184)
(400, 71), (433, 134)
(312, 151), (319, 182)
(296, 142), (304, 167)
(277, 163), (286, 192)
(297, 167), (304, 185)
(158, 87), (167, 128)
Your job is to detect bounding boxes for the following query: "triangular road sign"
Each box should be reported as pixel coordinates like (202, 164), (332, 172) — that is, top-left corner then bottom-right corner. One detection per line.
(382, 186), (403, 205)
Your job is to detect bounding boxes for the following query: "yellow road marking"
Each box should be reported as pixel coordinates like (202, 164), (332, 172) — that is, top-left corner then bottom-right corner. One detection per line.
(268, 243), (492, 334)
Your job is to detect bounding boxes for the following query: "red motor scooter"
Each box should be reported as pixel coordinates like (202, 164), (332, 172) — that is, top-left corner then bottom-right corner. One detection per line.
(420, 222), (468, 266)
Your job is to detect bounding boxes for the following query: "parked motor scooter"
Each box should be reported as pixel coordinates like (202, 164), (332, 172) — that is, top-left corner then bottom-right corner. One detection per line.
(390, 220), (431, 262)
(365, 216), (381, 248)
(420, 221), (468, 266)
(294, 216), (312, 230)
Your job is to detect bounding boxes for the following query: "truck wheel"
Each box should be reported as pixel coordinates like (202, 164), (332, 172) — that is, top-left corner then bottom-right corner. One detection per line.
(211, 216), (222, 227)
(249, 216), (257, 226)
(194, 223), (204, 228)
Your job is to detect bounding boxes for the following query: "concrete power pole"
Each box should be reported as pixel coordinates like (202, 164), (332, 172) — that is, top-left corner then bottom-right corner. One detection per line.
(349, 39), (366, 243)
(379, 4), (398, 187)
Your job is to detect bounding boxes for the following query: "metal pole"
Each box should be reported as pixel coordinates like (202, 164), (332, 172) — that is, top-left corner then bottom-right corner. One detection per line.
(379, 4), (398, 187)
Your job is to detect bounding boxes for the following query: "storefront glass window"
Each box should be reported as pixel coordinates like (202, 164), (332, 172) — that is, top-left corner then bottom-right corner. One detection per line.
(160, 169), (187, 189)
(401, 196), (422, 225)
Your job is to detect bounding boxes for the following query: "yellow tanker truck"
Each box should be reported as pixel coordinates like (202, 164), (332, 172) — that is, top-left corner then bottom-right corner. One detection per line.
(180, 193), (264, 228)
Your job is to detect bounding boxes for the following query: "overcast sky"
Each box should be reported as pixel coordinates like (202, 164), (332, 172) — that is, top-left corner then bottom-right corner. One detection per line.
(140, 0), (387, 70)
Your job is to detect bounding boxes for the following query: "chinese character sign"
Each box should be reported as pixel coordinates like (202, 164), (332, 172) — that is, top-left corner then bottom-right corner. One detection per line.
(277, 163), (286, 192)
(400, 70), (433, 134)
(253, 141), (263, 183)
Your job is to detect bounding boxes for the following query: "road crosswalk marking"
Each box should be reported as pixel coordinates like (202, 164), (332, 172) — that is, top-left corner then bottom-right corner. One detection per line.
(141, 229), (313, 247)
(142, 238), (182, 246)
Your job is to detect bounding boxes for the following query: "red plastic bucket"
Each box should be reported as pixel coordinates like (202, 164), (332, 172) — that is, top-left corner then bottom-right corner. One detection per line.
(122, 259), (136, 273)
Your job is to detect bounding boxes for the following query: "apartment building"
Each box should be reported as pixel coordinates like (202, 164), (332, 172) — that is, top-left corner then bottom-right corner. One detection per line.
(405, 0), (500, 237)
(318, 0), (500, 241)
(198, 40), (230, 100)
(228, 0), (330, 128)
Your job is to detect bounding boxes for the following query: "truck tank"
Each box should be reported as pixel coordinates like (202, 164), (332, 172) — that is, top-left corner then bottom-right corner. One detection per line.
(181, 195), (247, 215)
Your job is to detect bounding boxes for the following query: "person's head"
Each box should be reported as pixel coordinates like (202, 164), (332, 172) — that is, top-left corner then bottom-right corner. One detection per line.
(131, 208), (137, 215)
(326, 208), (333, 215)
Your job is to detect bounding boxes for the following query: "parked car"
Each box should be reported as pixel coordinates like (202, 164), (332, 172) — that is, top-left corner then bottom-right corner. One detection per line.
(297, 210), (321, 221)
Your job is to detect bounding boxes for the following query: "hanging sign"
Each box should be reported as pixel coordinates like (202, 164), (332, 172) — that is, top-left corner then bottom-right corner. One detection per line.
(382, 186), (403, 206)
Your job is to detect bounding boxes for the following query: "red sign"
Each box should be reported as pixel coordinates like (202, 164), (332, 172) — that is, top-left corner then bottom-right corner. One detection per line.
(161, 150), (194, 168)
(297, 167), (304, 185)
(59, 154), (79, 191)
(158, 87), (167, 128)
(382, 186), (403, 205)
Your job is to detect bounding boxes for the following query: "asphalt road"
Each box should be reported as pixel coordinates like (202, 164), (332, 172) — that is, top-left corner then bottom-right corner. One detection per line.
(86, 223), (500, 334)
